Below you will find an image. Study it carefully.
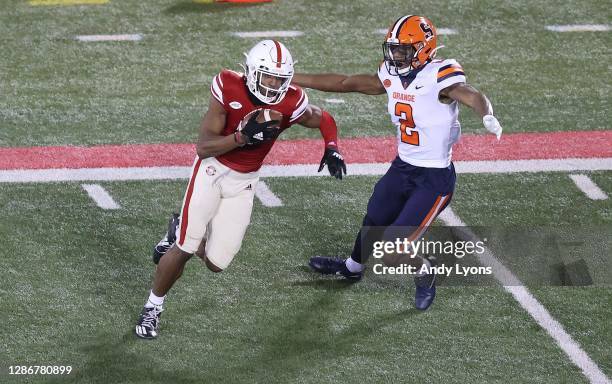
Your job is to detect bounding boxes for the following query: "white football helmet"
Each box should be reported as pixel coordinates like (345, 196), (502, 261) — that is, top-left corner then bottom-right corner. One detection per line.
(244, 40), (294, 105)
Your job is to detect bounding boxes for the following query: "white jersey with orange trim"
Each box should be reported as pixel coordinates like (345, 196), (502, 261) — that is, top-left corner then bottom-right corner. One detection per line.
(378, 58), (466, 168)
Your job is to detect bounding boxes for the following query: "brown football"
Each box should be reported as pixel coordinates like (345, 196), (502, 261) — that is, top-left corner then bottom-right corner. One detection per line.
(238, 108), (283, 131)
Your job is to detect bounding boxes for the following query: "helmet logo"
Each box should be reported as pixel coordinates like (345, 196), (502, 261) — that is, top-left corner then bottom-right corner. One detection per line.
(383, 15), (438, 76)
(420, 23), (434, 40)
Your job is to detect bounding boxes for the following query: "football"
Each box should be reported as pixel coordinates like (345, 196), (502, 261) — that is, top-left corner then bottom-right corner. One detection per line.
(237, 108), (283, 132)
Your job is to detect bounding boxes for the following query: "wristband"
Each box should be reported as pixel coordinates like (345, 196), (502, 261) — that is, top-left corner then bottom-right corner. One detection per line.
(319, 110), (339, 148)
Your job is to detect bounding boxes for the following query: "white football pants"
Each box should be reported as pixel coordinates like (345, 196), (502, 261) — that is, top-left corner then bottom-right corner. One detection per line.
(176, 156), (258, 270)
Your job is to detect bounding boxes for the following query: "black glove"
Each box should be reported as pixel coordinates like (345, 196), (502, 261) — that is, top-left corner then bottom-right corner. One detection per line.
(318, 146), (347, 179)
(239, 114), (280, 146)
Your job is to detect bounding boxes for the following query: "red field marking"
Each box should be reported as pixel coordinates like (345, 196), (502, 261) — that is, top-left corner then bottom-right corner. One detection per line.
(0, 131), (610, 170)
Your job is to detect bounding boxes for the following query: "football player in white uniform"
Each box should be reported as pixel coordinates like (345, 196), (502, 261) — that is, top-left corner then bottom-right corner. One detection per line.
(294, 15), (503, 310)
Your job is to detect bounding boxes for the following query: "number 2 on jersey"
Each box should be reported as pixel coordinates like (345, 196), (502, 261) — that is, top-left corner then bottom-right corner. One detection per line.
(395, 102), (419, 146)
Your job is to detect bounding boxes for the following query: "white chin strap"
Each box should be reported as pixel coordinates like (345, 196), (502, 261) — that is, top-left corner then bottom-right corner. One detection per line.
(429, 45), (444, 58)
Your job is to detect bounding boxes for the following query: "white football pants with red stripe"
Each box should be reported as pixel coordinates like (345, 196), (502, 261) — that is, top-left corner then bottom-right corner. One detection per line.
(176, 156), (258, 270)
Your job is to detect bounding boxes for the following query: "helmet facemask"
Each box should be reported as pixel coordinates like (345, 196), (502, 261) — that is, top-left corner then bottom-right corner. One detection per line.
(246, 66), (292, 105)
(243, 40), (295, 105)
(382, 41), (424, 76)
(382, 15), (440, 76)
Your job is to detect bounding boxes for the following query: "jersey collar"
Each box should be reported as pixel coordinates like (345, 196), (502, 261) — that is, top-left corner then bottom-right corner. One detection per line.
(399, 60), (429, 89)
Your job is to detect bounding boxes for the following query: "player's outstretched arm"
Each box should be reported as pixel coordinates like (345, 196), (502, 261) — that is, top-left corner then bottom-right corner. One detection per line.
(440, 83), (503, 140)
(196, 96), (244, 158)
(295, 104), (347, 179)
(293, 73), (386, 95)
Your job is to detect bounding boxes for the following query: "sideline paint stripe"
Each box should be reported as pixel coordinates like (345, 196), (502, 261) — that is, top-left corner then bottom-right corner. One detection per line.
(324, 98), (345, 104)
(255, 181), (283, 207)
(76, 34), (142, 42)
(453, 158), (612, 174)
(376, 27), (457, 35)
(232, 31), (304, 38)
(1, 158), (611, 183)
(30, 0), (108, 5)
(546, 24), (610, 32)
(438, 208), (611, 384)
(1, 131), (611, 170)
(81, 184), (120, 209)
(569, 174), (608, 200)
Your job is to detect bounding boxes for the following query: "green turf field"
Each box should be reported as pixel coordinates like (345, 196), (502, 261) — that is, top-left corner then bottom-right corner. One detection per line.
(1, 174), (610, 383)
(0, 0), (610, 383)
(1, 0), (610, 146)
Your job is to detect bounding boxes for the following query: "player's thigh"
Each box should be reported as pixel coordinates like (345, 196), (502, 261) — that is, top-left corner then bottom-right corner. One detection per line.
(366, 164), (408, 226)
(393, 163), (456, 227)
(204, 189), (255, 270)
(385, 188), (453, 244)
(176, 158), (222, 254)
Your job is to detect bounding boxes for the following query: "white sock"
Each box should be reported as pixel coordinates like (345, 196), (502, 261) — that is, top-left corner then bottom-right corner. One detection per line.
(145, 290), (165, 308)
(415, 257), (432, 277)
(345, 258), (364, 273)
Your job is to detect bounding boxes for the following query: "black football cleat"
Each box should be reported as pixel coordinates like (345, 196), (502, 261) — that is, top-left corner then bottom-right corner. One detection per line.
(135, 305), (163, 339)
(414, 257), (437, 310)
(309, 256), (362, 281)
(153, 213), (180, 264)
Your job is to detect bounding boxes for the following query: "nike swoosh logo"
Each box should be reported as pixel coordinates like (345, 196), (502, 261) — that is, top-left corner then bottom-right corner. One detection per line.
(415, 85), (424, 89)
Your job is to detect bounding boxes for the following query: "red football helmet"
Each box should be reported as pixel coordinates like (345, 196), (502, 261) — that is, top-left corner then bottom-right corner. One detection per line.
(383, 15), (440, 76)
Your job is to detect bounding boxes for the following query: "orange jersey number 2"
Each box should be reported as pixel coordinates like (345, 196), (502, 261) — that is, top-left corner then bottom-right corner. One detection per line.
(395, 102), (419, 146)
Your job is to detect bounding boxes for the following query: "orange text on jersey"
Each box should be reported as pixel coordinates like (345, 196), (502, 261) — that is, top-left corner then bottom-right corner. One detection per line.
(392, 92), (415, 102)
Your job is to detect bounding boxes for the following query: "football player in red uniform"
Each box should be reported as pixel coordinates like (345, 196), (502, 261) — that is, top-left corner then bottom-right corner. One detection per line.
(136, 40), (346, 339)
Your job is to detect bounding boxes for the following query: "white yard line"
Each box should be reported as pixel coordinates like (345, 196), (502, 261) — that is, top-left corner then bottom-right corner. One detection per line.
(452, 158), (612, 174)
(1, 158), (611, 183)
(569, 174), (608, 200)
(30, 0), (108, 5)
(324, 98), (345, 104)
(232, 31), (304, 38)
(438, 208), (611, 384)
(76, 34), (142, 42)
(255, 181), (283, 207)
(376, 28), (457, 35)
(81, 184), (120, 209)
(434, 27), (458, 35)
(546, 24), (610, 32)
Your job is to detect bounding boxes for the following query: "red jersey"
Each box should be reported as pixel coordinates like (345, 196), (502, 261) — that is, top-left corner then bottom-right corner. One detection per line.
(209, 69), (309, 173)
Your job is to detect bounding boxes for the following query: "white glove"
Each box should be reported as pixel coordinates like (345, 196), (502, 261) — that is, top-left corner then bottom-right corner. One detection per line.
(483, 115), (502, 140)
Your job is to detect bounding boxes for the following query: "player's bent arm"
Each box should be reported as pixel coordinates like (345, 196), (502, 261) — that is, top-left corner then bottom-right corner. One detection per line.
(440, 82), (492, 117)
(441, 83), (503, 139)
(292, 73), (386, 95)
(294, 104), (322, 129)
(295, 104), (339, 147)
(295, 104), (347, 179)
(196, 97), (244, 159)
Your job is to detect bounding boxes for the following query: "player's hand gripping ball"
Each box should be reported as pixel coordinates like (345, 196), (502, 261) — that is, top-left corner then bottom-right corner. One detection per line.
(236, 109), (282, 146)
